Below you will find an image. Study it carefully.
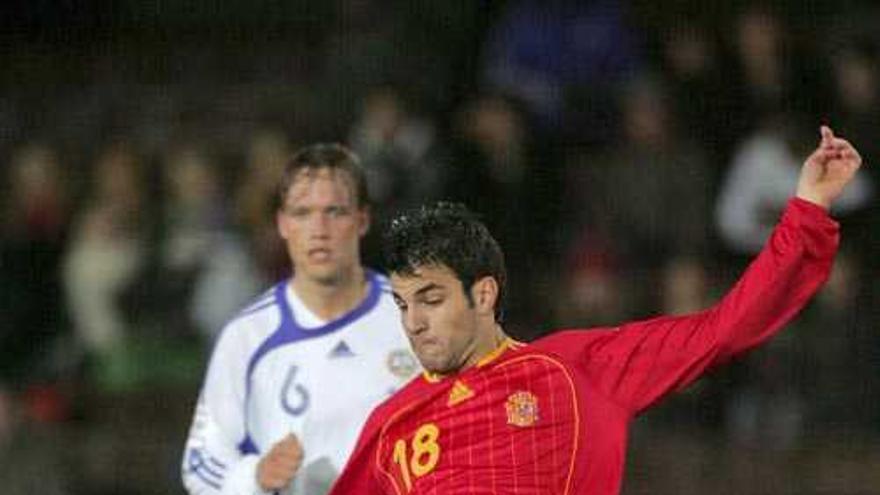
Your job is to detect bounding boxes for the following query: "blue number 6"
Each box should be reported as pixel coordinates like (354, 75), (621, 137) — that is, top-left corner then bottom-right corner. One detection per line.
(281, 365), (310, 416)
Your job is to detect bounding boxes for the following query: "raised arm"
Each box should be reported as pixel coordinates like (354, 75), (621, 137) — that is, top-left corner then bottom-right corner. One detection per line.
(572, 126), (862, 414)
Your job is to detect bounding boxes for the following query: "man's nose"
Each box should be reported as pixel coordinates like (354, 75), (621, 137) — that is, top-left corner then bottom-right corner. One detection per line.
(403, 308), (426, 335)
(308, 212), (331, 236)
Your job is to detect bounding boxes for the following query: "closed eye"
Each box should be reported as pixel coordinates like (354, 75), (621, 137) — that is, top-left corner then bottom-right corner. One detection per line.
(393, 296), (408, 312)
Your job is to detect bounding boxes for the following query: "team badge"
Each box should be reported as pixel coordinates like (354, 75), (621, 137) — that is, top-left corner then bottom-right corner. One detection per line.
(387, 349), (418, 379)
(505, 391), (539, 427)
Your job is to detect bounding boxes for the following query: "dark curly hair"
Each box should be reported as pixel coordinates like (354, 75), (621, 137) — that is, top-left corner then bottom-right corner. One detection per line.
(276, 143), (369, 211)
(383, 202), (507, 322)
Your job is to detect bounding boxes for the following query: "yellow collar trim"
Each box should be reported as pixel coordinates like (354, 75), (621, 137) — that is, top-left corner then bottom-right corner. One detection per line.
(476, 336), (515, 367)
(421, 336), (522, 383)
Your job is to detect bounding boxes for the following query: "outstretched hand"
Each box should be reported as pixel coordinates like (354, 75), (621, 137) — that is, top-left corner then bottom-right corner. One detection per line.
(796, 126), (863, 209)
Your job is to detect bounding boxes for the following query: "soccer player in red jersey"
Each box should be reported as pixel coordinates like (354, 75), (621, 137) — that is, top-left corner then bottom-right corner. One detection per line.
(328, 126), (862, 495)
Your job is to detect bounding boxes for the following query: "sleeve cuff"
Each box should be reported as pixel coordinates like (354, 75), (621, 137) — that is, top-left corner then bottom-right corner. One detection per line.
(787, 197), (838, 226)
(790, 195), (827, 212)
(784, 197), (839, 258)
(225, 454), (271, 495)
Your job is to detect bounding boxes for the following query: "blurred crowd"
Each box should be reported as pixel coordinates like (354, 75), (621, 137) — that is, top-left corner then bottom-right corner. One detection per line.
(1, 1), (879, 493)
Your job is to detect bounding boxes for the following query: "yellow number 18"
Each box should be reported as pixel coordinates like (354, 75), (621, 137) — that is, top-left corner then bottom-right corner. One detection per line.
(392, 423), (441, 491)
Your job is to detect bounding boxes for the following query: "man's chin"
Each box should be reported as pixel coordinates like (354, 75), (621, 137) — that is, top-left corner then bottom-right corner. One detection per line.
(301, 267), (342, 285)
(417, 354), (453, 376)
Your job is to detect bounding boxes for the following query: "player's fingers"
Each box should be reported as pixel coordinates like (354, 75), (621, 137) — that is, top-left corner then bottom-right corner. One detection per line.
(268, 454), (299, 473)
(278, 440), (304, 458)
(275, 450), (303, 467)
(834, 138), (859, 156)
(807, 148), (833, 165)
(829, 136), (850, 149)
(271, 435), (302, 456)
(272, 458), (300, 478)
(261, 467), (288, 489)
(842, 147), (863, 168)
(270, 462), (299, 480)
(820, 125), (834, 147)
(272, 445), (303, 468)
(258, 453), (297, 491)
(280, 433), (303, 449)
(266, 462), (286, 476)
(265, 474), (290, 490)
(826, 139), (862, 168)
(266, 454), (299, 475)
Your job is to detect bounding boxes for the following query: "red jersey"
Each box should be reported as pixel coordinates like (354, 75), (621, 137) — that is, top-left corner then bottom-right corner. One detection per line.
(329, 198), (838, 495)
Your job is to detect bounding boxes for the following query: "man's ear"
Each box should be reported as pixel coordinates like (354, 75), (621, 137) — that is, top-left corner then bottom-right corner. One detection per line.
(276, 209), (289, 240)
(471, 276), (499, 317)
(357, 206), (370, 237)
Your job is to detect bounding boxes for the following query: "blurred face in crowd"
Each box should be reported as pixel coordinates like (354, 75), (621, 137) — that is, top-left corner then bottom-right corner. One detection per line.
(277, 167), (368, 286)
(391, 264), (499, 375)
(735, 7), (781, 63)
(834, 49), (878, 110)
(11, 144), (61, 205)
(623, 85), (669, 148)
(95, 144), (143, 213)
(166, 149), (217, 206)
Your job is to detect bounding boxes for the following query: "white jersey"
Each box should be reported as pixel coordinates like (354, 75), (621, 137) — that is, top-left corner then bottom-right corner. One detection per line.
(182, 270), (417, 495)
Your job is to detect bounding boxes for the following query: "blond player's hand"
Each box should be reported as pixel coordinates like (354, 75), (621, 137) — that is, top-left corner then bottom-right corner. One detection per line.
(796, 125), (863, 209)
(257, 433), (304, 492)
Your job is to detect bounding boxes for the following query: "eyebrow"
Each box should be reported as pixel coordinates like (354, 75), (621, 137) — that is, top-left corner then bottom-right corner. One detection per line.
(283, 201), (352, 211)
(394, 282), (444, 301)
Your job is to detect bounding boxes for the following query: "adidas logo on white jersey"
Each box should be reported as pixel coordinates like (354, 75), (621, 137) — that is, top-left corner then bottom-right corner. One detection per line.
(329, 340), (356, 358)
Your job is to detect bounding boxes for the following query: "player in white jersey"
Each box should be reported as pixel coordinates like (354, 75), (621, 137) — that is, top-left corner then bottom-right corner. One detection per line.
(182, 143), (418, 495)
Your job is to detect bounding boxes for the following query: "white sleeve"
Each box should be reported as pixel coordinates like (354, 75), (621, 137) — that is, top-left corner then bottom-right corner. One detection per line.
(182, 326), (269, 495)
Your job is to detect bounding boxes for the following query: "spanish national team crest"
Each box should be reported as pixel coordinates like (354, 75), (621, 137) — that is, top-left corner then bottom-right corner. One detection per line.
(505, 390), (539, 427)
(387, 349), (418, 379)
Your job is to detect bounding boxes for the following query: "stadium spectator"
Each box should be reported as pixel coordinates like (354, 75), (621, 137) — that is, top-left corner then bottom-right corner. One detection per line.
(0, 143), (70, 383)
(724, 3), (831, 139)
(560, 75), (712, 320)
(482, 0), (642, 141)
(62, 142), (148, 384)
(826, 35), (880, 322)
(658, 22), (741, 183)
(442, 92), (560, 334)
(234, 128), (293, 284)
(347, 86), (441, 265)
(132, 144), (261, 343)
(348, 86), (440, 214)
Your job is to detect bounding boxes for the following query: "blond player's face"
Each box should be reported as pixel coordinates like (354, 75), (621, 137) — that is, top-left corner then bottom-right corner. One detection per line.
(276, 168), (368, 285)
(391, 264), (484, 375)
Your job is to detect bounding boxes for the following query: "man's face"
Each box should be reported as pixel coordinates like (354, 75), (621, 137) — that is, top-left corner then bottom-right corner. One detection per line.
(391, 264), (481, 375)
(277, 168), (368, 285)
